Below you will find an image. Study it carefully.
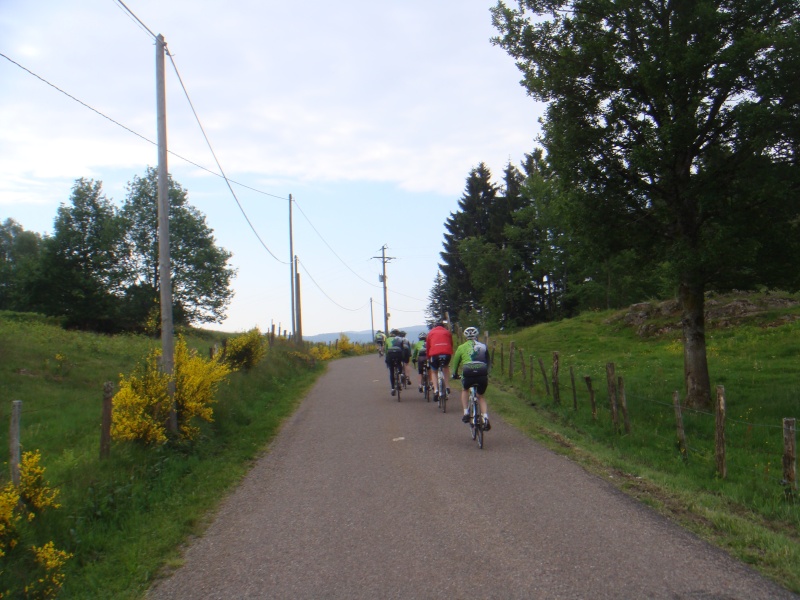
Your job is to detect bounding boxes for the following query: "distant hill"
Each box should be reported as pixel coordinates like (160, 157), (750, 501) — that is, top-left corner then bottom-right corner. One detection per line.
(304, 324), (428, 344)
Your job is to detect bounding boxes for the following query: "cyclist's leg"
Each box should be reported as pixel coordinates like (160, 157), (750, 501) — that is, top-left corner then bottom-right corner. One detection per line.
(477, 377), (490, 427)
(441, 355), (452, 392)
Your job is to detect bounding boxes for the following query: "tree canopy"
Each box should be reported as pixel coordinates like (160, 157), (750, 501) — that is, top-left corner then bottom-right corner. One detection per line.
(5, 170), (236, 333)
(487, 0), (800, 406)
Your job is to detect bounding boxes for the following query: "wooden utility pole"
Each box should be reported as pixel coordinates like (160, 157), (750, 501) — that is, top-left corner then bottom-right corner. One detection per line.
(294, 255), (303, 343)
(156, 33), (176, 433)
(289, 194), (296, 337)
(370, 297), (375, 341)
(373, 245), (393, 335)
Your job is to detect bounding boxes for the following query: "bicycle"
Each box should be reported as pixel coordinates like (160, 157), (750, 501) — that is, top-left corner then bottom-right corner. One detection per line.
(436, 368), (447, 413)
(392, 360), (403, 402)
(421, 362), (431, 402)
(467, 383), (485, 449)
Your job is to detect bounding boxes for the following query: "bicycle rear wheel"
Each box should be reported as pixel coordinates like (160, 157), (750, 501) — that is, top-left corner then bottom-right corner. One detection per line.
(394, 364), (402, 401)
(469, 402), (478, 441)
(476, 420), (484, 449)
(438, 371), (447, 413)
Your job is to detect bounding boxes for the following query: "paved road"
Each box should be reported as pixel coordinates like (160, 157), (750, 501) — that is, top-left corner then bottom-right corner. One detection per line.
(149, 354), (795, 599)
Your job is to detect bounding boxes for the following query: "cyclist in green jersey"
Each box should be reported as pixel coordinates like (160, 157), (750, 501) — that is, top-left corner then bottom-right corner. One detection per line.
(451, 326), (491, 430)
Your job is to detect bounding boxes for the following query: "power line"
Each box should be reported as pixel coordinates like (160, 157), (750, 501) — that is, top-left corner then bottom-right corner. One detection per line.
(166, 50), (288, 265)
(111, 0), (157, 40)
(292, 199), (380, 289)
(1, 51), (289, 264)
(0, 52), (287, 200)
(296, 259), (367, 312)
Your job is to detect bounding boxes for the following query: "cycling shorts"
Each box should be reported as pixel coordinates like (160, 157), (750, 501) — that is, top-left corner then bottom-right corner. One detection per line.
(430, 354), (451, 370)
(416, 357), (428, 374)
(462, 374), (489, 395)
(385, 347), (403, 366)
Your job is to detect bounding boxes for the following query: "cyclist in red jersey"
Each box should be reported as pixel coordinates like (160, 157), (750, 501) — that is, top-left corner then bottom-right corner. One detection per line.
(425, 321), (453, 400)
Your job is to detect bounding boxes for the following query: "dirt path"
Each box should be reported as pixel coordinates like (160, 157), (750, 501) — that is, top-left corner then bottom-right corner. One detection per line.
(148, 354), (796, 599)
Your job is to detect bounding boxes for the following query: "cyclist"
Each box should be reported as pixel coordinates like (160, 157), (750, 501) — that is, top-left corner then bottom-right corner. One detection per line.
(411, 332), (428, 393)
(374, 330), (386, 356)
(452, 326), (491, 430)
(384, 328), (404, 395)
(425, 321), (453, 401)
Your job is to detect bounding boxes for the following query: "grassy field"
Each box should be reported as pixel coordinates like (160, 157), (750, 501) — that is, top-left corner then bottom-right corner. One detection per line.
(0, 312), (325, 598)
(483, 291), (800, 592)
(1, 292), (798, 596)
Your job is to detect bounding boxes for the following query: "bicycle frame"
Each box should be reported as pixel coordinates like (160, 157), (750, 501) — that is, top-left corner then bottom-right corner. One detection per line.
(468, 385), (484, 449)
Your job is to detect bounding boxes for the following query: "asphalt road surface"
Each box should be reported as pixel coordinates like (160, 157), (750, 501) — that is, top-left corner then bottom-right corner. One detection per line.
(148, 354), (796, 599)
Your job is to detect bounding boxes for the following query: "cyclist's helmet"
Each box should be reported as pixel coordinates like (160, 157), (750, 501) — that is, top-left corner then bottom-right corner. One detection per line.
(464, 326), (479, 340)
(418, 332), (427, 340)
(389, 328), (400, 336)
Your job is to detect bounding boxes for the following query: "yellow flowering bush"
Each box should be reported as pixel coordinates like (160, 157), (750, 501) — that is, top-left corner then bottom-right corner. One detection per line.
(173, 338), (231, 440)
(309, 345), (337, 361)
(18, 451), (60, 513)
(221, 328), (266, 371)
(24, 542), (72, 599)
(112, 337), (231, 445)
(0, 482), (21, 559)
(111, 349), (171, 445)
(0, 451), (71, 599)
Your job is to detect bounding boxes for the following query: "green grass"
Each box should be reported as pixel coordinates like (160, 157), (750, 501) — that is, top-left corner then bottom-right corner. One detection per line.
(485, 291), (800, 592)
(0, 312), (324, 598)
(2, 293), (799, 596)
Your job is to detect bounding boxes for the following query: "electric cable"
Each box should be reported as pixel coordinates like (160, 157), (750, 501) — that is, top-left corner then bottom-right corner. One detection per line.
(111, 0), (157, 40)
(296, 259), (368, 312)
(0, 52), (287, 201)
(292, 199), (381, 289)
(166, 50), (288, 264)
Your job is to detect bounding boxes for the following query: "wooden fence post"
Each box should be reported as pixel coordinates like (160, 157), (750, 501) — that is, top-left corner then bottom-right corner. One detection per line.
(100, 382), (113, 460)
(10, 400), (21, 485)
(618, 376), (631, 434)
(606, 363), (619, 432)
(570, 366), (577, 411)
(673, 391), (688, 462)
(784, 418), (797, 491)
(538, 358), (551, 396)
(552, 352), (560, 406)
(519, 349), (527, 381)
(715, 385), (726, 479)
(500, 343), (505, 376)
(529, 357), (535, 398)
(584, 377), (597, 420)
(508, 341), (516, 381)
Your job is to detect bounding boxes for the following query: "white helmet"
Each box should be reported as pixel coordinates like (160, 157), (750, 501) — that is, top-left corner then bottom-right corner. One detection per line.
(464, 326), (479, 340)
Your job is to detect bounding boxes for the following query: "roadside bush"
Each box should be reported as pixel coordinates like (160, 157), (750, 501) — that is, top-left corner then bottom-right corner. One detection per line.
(0, 451), (71, 599)
(221, 328), (266, 371)
(112, 337), (231, 445)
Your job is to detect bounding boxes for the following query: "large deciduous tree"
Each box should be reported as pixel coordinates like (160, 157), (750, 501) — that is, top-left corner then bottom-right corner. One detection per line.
(32, 179), (128, 330)
(0, 218), (42, 311)
(492, 0), (800, 407)
(121, 167), (235, 327)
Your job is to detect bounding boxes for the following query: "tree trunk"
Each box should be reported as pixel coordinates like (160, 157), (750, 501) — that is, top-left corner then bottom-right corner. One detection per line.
(679, 282), (711, 409)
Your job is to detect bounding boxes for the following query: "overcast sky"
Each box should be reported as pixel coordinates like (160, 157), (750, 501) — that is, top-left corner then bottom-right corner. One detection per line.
(0, 0), (544, 336)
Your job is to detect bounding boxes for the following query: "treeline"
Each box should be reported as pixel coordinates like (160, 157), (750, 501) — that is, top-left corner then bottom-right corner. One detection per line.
(1, 167), (234, 333)
(431, 1), (799, 409)
(430, 154), (693, 330)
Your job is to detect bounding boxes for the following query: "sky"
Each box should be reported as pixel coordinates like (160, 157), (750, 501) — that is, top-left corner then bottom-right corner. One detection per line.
(0, 0), (545, 337)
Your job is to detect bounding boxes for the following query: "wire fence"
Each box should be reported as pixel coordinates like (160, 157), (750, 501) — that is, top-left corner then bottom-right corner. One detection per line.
(488, 339), (798, 494)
